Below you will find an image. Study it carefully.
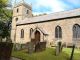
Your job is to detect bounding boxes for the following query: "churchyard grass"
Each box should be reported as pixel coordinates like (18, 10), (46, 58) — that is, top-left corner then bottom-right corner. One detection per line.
(12, 48), (80, 60)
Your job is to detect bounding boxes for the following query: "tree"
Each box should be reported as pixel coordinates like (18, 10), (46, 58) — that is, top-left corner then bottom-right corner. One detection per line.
(0, 0), (12, 42)
(0, 0), (12, 21)
(0, 0), (8, 8)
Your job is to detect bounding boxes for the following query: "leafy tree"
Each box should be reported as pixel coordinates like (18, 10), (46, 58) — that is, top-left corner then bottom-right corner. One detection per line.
(0, 0), (8, 8)
(0, 0), (12, 42)
(0, 0), (12, 21)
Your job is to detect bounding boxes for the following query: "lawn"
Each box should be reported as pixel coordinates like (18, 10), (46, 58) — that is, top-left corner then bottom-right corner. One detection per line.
(12, 48), (80, 60)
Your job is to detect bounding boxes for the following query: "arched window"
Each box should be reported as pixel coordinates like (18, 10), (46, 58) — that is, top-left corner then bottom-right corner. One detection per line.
(30, 28), (33, 37)
(55, 26), (62, 39)
(21, 29), (24, 38)
(73, 24), (80, 39)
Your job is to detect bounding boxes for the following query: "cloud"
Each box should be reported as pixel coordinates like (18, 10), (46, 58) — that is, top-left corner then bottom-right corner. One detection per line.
(32, 0), (80, 15)
(32, 0), (67, 14)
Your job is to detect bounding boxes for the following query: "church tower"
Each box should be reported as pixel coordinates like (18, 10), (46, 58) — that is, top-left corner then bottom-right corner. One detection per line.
(11, 0), (32, 43)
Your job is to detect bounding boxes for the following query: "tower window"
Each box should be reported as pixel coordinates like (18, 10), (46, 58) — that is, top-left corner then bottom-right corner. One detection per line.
(16, 18), (18, 21)
(26, 10), (29, 14)
(17, 8), (19, 13)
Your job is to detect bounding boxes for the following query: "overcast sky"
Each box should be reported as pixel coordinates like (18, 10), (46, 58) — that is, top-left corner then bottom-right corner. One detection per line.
(11, 0), (80, 15)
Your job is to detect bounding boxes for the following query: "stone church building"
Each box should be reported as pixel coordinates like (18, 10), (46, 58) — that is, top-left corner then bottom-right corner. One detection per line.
(11, 0), (80, 47)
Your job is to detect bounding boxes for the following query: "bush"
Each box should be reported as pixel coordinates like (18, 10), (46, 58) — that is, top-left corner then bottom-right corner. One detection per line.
(0, 42), (13, 60)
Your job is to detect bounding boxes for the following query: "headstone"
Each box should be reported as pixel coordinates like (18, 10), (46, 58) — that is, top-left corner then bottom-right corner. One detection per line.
(40, 42), (46, 51)
(55, 42), (62, 56)
(58, 42), (62, 52)
(14, 44), (21, 51)
(55, 45), (59, 56)
(27, 42), (35, 54)
(35, 42), (40, 52)
(61, 44), (63, 52)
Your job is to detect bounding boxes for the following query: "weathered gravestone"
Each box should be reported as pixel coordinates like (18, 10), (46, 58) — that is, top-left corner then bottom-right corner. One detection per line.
(26, 41), (46, 54)
(27, 42), (35, 54)
(39, 42), (46, 51)
(58, 42), (62, 52)
(55, 42), (62, 56)
(55, 45), (59, 56)
(35, 42), (40, 52)
(13, 43), (21, 51)
(13, 43), (27, 51)
(35, 42), (46, 52)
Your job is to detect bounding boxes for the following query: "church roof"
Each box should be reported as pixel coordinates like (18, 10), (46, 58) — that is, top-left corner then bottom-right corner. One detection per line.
(17, 8), (80, 25)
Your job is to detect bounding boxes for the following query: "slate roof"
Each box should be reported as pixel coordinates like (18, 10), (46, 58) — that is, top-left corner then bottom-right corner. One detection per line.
(17, 8), (80, 25)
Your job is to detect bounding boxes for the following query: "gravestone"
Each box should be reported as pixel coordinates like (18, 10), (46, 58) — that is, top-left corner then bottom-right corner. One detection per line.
(55, 42), (62, 56)
(13, 43), (21, 51)
(58, 42), (62, 52)
(40, 42), (46, 51)
(55, 45), (59, 56)
(27, 42), (35, 54)
(35, 42), (46, 52)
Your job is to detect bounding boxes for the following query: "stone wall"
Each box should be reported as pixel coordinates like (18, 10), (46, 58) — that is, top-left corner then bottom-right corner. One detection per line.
(14, 17), (80, 47)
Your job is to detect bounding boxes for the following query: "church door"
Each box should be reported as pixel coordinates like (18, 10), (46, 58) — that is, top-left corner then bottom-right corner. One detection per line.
(34, 30), (41, 52)
(35, 30), (40, 44)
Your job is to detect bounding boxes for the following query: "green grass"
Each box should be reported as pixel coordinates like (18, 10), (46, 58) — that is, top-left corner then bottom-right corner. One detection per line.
(12, 48), (80, 60)
(63, 48), (80, 60)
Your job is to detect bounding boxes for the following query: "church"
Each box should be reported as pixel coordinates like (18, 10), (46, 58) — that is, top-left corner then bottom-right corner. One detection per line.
(11, 0), (80, 48)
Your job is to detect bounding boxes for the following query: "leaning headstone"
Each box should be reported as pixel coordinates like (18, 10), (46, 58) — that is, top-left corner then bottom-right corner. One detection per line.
(70, 44), (75, 60)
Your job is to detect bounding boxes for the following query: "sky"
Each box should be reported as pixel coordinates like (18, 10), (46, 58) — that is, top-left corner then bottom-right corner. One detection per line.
(11, 0), (80, 15)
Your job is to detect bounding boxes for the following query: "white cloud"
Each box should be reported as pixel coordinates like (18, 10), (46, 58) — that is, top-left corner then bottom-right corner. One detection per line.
(12, 0), (80, 15)
(32, 0), (67, 14)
